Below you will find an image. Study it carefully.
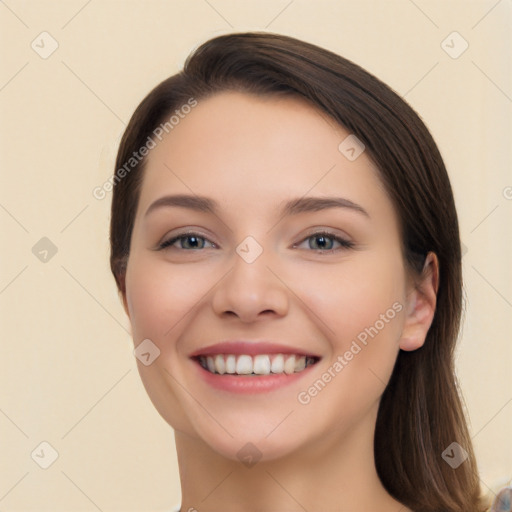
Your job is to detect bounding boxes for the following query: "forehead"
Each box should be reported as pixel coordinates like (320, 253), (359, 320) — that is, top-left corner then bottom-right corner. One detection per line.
(136, 91), (393, 223)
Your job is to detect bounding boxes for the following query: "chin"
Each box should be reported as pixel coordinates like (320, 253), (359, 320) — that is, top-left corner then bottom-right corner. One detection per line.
(199, 430), (304, 464)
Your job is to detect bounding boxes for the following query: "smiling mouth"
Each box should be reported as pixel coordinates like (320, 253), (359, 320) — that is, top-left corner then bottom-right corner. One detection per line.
(194, 354), (320, 376)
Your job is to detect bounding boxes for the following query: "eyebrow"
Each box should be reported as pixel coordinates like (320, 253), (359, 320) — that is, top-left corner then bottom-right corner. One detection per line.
(281, 196), (369, 218)
(144, 194), (219, 218)
(144, 194), (370, 219)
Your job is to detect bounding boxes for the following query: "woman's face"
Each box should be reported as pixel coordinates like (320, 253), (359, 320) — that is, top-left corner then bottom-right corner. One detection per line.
(122, 91), (413, 462)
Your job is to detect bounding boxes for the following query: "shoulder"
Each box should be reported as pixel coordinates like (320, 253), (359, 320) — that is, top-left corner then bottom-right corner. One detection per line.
(491, 486), (512, 512)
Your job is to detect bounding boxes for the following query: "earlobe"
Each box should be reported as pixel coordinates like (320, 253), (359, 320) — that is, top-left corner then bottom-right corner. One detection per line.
(399, 252), (439, 352)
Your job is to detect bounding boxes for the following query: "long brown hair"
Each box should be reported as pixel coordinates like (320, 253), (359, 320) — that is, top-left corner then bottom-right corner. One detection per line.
(109, 32), (488, 511)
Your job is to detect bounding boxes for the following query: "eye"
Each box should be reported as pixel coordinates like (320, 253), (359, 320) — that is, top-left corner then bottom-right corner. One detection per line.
(294, 231), (355, 252)
(158, 232), (216, 251)
(157, 230), (354, 252)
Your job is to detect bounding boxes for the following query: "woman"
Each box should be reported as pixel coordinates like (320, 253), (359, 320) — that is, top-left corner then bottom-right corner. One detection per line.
(109, 32), (509, 511)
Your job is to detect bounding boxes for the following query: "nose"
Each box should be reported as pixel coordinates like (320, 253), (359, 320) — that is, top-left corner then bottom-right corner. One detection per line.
(211, 248), (290, 323)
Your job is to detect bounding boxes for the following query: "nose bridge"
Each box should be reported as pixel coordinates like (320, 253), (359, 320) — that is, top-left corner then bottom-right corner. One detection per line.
(211, 234), (289, 321)
(232, 237), (271, 285)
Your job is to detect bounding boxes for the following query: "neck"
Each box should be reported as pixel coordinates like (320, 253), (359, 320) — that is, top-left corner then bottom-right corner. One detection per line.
(174, 410), (409, 512)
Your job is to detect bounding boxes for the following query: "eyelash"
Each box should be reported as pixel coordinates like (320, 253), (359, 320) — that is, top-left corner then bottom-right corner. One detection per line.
(157, 231), (355, 253)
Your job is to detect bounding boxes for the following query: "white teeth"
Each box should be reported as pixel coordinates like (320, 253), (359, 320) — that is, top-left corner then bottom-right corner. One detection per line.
(214, 354), (226, 374)
(283, 355), (296, 374)
(199, 353), (316, 376)
(271, 354), (284, 373)
(253, 355), (271, 375)
(236, 355), (253, 374)
(225, 355), (236, 374)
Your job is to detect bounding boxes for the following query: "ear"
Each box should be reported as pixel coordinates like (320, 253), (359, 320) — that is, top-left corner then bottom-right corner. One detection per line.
(399, 252), (439, 351)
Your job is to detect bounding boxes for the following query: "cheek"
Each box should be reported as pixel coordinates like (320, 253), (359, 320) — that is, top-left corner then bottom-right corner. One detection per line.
(293, 251), (406, 417)
(124, 254), (206, 348)
(124, 254), (205, 432)
(298, 251), (406, 350)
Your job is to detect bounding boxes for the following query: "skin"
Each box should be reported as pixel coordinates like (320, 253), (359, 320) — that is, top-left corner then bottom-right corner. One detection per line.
(120, 91), (438, 512)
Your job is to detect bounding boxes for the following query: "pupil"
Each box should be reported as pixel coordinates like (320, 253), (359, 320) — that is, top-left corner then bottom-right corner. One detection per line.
(187, 236), (200, 248)
(314, 235), (330, 249)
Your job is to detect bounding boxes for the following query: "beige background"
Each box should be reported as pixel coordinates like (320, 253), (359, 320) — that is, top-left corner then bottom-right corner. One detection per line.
(1, 0), (511, 510)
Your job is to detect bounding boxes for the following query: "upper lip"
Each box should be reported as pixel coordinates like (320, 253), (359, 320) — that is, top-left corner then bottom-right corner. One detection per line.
(189, 341), (321, 358)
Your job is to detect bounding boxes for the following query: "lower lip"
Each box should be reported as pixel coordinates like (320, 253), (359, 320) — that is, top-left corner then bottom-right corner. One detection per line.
(192, 359), (318, 394)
